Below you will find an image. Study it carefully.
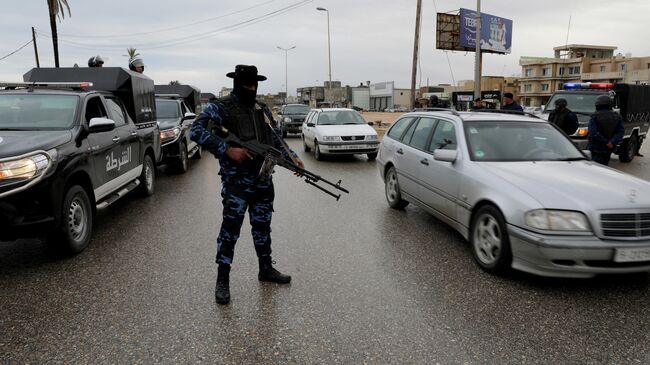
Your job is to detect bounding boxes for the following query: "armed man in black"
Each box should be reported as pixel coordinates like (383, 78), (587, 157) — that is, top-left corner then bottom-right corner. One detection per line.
(190, 65), (304, 305)
(548, 98), (579, 136)
(588, 94), (624, 165)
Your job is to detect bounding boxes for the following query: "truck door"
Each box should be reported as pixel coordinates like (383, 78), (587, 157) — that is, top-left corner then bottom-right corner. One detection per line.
(103, 95), (141, 188)
(84, 96), (121, 199)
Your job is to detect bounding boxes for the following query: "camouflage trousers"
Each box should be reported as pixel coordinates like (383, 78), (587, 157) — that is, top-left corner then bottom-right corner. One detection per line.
(216, 177), (274, 265)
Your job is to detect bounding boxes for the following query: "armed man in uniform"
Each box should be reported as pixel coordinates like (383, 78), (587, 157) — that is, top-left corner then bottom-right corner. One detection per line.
(190, 65), (304, 305)
(588, 94), (624, 166)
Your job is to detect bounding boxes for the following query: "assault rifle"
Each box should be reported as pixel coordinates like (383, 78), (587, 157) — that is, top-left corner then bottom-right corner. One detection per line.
(214, 125), (350, 201)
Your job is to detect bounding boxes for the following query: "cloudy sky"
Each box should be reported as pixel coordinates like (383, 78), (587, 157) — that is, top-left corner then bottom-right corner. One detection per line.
(1, 0), (648, 96)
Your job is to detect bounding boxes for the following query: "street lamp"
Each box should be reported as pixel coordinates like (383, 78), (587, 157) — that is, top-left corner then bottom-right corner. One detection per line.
(316, 7), (332, 95)
(277, 46), (296, 104)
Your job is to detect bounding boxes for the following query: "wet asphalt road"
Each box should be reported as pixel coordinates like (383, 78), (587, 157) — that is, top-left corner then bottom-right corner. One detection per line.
(2, 138), (650, 364)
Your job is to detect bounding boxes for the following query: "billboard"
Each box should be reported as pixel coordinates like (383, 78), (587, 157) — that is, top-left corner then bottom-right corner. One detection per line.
(459, 8), (512, 54)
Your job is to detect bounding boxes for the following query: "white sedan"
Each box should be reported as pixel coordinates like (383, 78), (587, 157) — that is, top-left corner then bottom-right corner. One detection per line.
(301, 108), (379, 160)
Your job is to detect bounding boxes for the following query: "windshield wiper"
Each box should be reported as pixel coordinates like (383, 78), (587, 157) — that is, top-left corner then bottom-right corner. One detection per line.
(555, 157), (586, 161)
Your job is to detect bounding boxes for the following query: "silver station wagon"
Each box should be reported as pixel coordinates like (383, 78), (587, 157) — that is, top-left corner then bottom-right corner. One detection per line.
(377, 110), (650, 278)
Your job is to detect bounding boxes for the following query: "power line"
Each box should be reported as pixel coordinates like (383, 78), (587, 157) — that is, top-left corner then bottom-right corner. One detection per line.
(37, 0), (314, 51)
(54, 0), (281, 39)
(0, 39), (33, 62)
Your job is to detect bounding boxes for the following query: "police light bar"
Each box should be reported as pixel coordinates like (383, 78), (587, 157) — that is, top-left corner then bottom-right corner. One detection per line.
(563, 82), (614, 90)
(0, 81), (93, 89)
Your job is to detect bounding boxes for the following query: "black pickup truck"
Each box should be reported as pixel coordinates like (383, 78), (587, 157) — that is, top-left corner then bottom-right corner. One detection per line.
(276, 103), (311, 137)
(0, 67), (160, 253)
(154, 84), (201, 173)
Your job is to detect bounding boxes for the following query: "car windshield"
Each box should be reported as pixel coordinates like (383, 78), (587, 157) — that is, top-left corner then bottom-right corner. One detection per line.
(544, 93), (599, 114)
(156, 99), (180, 119)
(317, 110), (366, 125)
(0, 94), (78, 130)
(283, 105), (310, 114)
(464, 121), (585, 162)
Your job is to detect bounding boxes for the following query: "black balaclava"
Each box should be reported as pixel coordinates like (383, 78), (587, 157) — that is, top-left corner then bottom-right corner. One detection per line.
(233, 78), (258, 106)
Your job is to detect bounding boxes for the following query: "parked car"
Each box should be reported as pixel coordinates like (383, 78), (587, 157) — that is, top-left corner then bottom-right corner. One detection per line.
(377, 110), (650, 278)
(302, 108), (379, 160)
(277, 103), (310, 137)
(154, 91), (201, 174)
(1, 67), (161, 253)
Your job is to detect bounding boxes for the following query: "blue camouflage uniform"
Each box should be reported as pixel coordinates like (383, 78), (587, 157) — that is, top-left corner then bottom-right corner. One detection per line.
(190, 94), (297, 265)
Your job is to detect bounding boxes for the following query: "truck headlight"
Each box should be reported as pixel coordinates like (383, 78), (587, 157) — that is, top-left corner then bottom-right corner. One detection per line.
(0, 152), (51, 183)
(160, 127), (181, 141)
(322, 136), (340, 142)
(525, 209), (591, 232)
(574, 127), (588, 137)
(366, 135), (378, 141)
(283, 117), (292, 123)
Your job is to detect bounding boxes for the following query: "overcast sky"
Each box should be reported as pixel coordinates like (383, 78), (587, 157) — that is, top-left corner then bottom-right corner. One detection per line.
(1, 0), (649, 95)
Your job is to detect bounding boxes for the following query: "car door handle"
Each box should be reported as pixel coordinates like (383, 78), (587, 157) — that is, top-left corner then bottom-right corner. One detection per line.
(130, 131), (137, 136)
(112, 136), (120, 143)
(396, 148), (404, 155)
(420, 158), (429, 166)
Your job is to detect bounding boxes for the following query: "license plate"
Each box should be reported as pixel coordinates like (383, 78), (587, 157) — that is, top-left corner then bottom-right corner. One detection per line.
(614, 247), (650, 262)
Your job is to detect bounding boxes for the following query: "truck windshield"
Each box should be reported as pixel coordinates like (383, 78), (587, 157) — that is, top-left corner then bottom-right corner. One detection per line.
(544, 93), (600, 114)
(283, 105), (310, 114)
(155, 99), (180, 119)
(0, 94), (78, 130)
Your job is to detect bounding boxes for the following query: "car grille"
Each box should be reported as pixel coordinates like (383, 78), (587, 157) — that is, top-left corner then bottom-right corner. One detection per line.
(600, 212), (650, 238)
(341, 136), (365, 141)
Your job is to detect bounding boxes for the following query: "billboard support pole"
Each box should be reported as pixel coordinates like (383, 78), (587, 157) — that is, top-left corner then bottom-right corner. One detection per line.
(473, 0), (482, 100)
(411, 0), (422, 110)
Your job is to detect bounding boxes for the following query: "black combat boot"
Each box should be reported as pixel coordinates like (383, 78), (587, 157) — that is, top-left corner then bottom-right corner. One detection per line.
(258, 257), (291, 284)
(215, 264), (231, 304)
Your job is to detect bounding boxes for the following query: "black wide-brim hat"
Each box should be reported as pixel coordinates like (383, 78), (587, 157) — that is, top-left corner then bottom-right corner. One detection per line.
(226, 64), (267, 82)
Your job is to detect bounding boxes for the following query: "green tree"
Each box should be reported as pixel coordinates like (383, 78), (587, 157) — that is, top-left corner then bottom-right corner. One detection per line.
(126, 48), (140, 61)
(47, 0), (71, 68)
(169, 80), (181, 85)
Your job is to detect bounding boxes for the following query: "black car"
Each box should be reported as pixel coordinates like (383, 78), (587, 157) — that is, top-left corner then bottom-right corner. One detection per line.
(276, 103), (310, 137)
(155, 93), (201, 173)
(0, 67), (161, 253)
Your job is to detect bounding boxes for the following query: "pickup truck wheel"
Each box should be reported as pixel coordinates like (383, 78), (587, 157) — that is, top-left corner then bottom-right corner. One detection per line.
(619, 135), (638, 163)
(303, 135), (311, 152)
(172, 142), (189, 174)
(385, 166), (408, 209)
(138, 154), (155, 197)
(191, 145), (202, 160)
(367, 152), (378, 160)
(53, 185), (93, 254)
(282, 129), (288, 138)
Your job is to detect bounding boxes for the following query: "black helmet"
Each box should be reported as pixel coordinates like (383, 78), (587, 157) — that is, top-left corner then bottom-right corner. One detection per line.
(88, 55), (104, 67)
(595, 94), (612, 107)
(554, 98), (567, 108)
(129, 58), (145, 72)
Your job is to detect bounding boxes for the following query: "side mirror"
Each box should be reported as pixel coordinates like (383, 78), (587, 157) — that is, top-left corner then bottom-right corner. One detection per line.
(434, 149), (458, 163)
(367, 122), (374, 126)
(88, 117), (116, 133)
(582, 150), (592, 159)
(183, 112), (196, 121)
(306, 122), (315, 127)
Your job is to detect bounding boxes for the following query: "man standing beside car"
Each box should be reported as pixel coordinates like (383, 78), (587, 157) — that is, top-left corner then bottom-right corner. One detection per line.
(548, 98), (579, 136)
(588, 94), (624, 166)
(190, 64), (303, 305)
(501, 92), (523, 113)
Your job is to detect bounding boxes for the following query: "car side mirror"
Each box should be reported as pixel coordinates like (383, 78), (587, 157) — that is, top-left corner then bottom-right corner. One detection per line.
(306, 122), (315, 127)
(88, 117), (116, 133)
(582, 150), (592, 159)
(182, 112), (196, 121)
(367, 122), (374, 126)
(433, 149), (458, 163)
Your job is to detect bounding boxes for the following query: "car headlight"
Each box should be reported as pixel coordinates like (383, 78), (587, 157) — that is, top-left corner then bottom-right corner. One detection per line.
(0, 152), (51, 183)
(322, 136), (340, 142)
(366, 135), (378, 141)
(525, 209), (591, 232)
(160, 127), (181, 141)
(574, 127), (588, 137)
(283, 117), (292, 123)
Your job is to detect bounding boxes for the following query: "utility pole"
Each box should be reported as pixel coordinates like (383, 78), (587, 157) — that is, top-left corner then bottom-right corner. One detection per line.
(473, 0), (482, 100)
(277, 46), (296, 104)
(32, 27), (40, 68)
(410, 0), (422, 110)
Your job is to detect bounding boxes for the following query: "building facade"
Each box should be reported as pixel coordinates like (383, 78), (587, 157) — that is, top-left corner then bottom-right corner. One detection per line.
(369, 81), (412, 111)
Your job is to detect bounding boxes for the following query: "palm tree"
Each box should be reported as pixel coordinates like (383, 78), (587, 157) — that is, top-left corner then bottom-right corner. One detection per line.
(169, 80), (181, 85)
(126, 48), (140, 61)
(47, 0), (71, 68)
